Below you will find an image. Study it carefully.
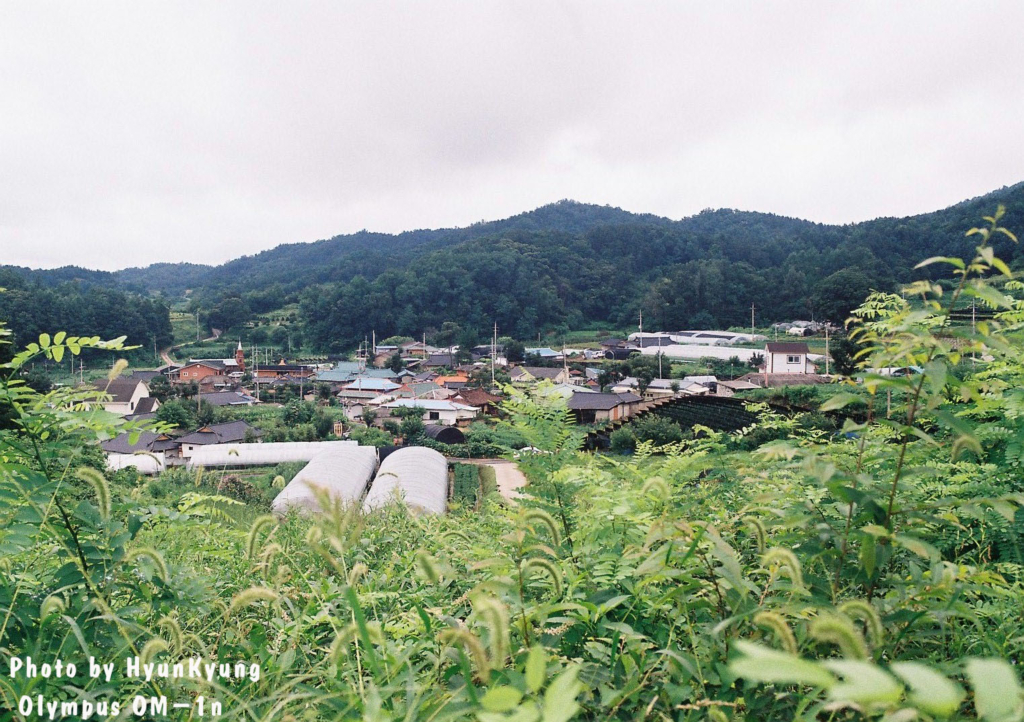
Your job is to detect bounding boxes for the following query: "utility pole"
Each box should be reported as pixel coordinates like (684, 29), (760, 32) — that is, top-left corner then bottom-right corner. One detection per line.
(972, 299), (977, 367)
(491, 322), (497, 387)
(825, 324), (830, 376)
(639, 309), (643, 334)
(196, 309), (200, 342)
(658, 351), (663, 379)
(751, 303), (755, 337)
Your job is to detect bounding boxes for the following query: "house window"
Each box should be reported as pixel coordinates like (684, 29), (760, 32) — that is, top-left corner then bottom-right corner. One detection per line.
(428, 411), (440, 420)
(787, 355), (801, 364)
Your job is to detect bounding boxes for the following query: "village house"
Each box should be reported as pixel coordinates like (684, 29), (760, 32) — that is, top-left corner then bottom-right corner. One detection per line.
(424, 353), (458, 369)
(525, 347), (564, 361)
(382, 398), (480, 426)
(510, 366), (570, 384)
(566, 391), (642, 424)
(177, 420), (261, 459)
(337, 377), (402, 402)
(90, 378), (159, 417)
(435, 373), (470, 389)
(196, 390), (259, 407)
(254, 362), (314, 380)
(763, 342), (813, 375)
(101, 430), (181, 473)
(172, 343), (246, 385)
(399, 341), (437, 358)
(452, 387), (502, 416)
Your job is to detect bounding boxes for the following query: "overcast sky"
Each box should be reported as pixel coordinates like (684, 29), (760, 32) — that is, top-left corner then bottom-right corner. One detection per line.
(3, 2), (1023, 271)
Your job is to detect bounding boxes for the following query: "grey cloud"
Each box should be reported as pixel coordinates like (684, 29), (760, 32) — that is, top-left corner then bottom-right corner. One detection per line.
(2, 2), (1022, 270)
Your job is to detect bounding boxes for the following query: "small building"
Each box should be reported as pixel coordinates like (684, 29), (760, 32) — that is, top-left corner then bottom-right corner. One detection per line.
(382, 398), (480, 426)
(764, 342), (813, 375)
(177, 420), (261, 459)
(452, 387), (502, 416)
(716, 379), (762, 397)
(566, 391), (642, 424)
(254, 363), (314, 380)
(435, 373), (470, 389)
(424, 353), (458, 369)
(101, 430), (181, 473)
(338, 378), (403, 402)
(197, 390), (259, 407)
(91, 379), (158, 417)
(510, 366), (570, 384)
(525, 347), (564, 361)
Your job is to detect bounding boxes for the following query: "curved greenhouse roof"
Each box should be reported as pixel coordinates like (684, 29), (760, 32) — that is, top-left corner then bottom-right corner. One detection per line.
(272, 445), (378, 516)
(187, 441), (358, 469)
(106, 452), (164, 475)
(363, 446), (448, 515)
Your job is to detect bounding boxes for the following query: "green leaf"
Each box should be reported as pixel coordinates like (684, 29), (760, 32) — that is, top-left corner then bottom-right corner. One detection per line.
(525, 645), (546, 693)
(51, 345), (65, 363)
(965, 658), (1024, 722)
(890, 662), (964, 718)
(39, 333), (50, 348)
(481, 686), (524, 712)
(823, 660), (902, 707)
(729, 641), (834, 688)
(820, 392), (865, 412)
(543, 666), (582, 722)
(894, 535), (939, 561)
(860, 536), (876, 577)
(915, 256), (965, 270)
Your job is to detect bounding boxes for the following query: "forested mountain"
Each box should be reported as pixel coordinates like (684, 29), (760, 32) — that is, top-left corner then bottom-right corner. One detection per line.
(0, 267), (172, 356)
(5, 182), (1023, 352)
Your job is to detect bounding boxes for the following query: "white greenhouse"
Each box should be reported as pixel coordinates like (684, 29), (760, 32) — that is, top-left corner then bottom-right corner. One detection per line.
(363, 447), (448, 515)
(187, 440), (358, 469)
(106, 452), (165, 475)
(271, 445), (379, 516)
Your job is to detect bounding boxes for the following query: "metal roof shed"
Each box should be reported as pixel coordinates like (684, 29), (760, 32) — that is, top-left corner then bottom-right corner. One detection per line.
(272, 445), (379, 516)
(363, 446), (448, 515)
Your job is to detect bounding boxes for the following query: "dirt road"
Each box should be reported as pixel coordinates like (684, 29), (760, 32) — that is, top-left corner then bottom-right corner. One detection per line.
(159, 328), (222, 366)
(452, 458), (527, 501)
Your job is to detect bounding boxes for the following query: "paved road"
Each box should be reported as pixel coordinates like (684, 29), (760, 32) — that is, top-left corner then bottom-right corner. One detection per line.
(450, 458), (527, 501)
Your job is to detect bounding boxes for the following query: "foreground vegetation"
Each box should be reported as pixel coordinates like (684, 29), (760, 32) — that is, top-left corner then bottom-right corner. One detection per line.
(2, 210), (1024, 720)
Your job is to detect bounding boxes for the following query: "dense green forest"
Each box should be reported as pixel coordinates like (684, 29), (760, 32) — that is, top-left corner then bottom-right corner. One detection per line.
(0, 268), (173, 357)
(2, 209), (1024, 720)
(5, 183), (1023, 351)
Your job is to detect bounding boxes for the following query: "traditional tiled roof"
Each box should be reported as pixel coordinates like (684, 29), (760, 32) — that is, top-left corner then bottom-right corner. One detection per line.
(177, 420), (259, 446)
(92, 379), (145, 403)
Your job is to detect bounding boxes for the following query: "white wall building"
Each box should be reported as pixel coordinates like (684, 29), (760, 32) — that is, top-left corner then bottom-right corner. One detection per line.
(764, 342), (814, 374)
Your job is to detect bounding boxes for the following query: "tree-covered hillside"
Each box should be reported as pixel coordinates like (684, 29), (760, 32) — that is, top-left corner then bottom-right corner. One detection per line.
(6, 183), (1024, 351)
